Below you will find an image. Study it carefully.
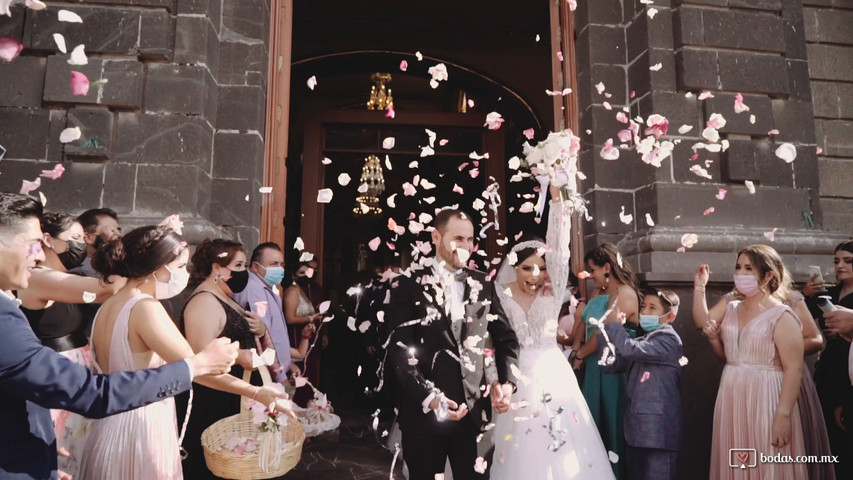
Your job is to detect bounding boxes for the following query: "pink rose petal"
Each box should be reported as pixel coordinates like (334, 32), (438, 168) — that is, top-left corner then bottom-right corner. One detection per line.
(399, 60), (408, 71)
(640, 371), (651, 383)
(453, 184), (464, 194)
(523, 128), (535, 140)
(600, 138), (620, 160)
(616, 112), (629, 124)
(39, 164), (65, 180)
(385, 104), (395, 118)
(254, 301), (268, 318)
(734, 93), (750, 113)
(0, 36), (23, 62)
(716, 188), (727, 200)
(70, 71), (90, 96)
(556, 51), (563, 62)
(20, 177), (41, 195)
(703, 207), (715, 216)
(439, 139), (449, 146)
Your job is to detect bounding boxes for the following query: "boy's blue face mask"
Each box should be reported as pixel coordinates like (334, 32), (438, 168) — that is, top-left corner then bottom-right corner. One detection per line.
(639, 313), (668, 332)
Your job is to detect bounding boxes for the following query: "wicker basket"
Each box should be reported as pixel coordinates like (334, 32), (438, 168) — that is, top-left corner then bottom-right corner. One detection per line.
(201, 365), (305, 479)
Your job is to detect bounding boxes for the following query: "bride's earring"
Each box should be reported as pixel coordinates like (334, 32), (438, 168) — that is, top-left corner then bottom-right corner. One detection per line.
(602, 272), (610, 290)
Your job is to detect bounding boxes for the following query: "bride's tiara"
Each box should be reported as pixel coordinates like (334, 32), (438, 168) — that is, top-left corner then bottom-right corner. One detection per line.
(510, 240), (546, 253)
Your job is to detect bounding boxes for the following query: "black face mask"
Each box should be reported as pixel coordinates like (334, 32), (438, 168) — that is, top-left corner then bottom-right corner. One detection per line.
(295, 275), (311, 286)
(57, 240), (87, 270)
(225, 269), (250, 293)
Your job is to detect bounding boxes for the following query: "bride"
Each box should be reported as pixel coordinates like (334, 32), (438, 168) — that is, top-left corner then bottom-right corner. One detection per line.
(491, 185), (615, 480)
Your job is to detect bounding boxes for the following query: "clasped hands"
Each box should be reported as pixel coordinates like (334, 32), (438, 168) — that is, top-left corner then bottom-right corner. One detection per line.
(427, 380), (513, 421)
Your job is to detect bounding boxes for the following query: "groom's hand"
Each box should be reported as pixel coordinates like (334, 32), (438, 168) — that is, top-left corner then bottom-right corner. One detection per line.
(429, 396), (468, 421)
(490, 380), (513, 414)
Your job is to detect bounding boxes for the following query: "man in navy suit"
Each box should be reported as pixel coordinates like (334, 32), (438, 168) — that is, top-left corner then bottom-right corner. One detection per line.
(0, 193), (239, 480)
(597, 289), (685, 480)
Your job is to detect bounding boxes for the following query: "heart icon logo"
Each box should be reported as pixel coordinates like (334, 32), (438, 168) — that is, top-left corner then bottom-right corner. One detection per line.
(736, 452), (749, 464)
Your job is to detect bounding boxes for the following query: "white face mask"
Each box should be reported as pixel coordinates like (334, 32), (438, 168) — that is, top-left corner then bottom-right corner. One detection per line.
(153, 265), (189, 300)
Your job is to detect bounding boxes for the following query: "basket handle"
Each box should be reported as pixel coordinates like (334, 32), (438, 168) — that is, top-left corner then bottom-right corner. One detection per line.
(240, 354), (276, 413)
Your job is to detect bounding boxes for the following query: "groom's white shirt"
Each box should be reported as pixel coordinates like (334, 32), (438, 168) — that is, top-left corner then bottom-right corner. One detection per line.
(421, 260), (466, 414)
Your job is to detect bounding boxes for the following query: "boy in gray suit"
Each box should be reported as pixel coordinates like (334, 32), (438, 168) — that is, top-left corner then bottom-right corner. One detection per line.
(597, 289), (684, 480)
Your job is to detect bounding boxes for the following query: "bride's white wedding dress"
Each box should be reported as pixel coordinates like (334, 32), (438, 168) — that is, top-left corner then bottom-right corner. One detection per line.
(491, 201), (615, 480)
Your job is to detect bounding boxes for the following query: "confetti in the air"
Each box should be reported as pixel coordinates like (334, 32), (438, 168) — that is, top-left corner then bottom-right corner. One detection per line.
(58, 9), (83, 23)
(523, 128), (535, 140)
(70, 71), (90, 96)
(775, 143), (797, 163)
(337, 173), (351, 186)
(745, 180), (755, 194)
(59, 127), (81, 144)
(0, 37), (23, 62)
(67, 44), (87, 65)
(484, 112), (504, 130)
(82, 291), (97, 303)
(649, 63), (663, 71)
(294, 237), (304, 250)
(716, 188), (728, 200)
(645, 213), (655, 226)
(681, 233), (699, 249)
(258, 186), (273, 194)
(764, 228), (779, 242)
(20, 178), (41, 195)
(734, 93), (750, 113)
(619, 206), (633, 225)
(678, 125), (693, 134)
(307, 75), (317, 90)
(40, 164), (65, 180)
(316, 188), (333, 203)
(382, 137), (395, 149)
(600, 138), (620, 160)
(428, 63), (448, 89)
(648, 8), (658, 19)
(399, 60), (408, 71)
(53, 33), (67, 53)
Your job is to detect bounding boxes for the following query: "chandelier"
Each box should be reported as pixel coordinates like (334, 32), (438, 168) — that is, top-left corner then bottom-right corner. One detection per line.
(353, 154), (385, 216)
(366, 73), (393, 111)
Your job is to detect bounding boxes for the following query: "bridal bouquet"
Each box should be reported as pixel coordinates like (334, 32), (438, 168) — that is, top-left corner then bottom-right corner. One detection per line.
(521, 129), (586, 216)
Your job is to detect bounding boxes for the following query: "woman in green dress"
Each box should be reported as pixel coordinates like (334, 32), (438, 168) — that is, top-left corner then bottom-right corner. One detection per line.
(570, 242), (640, 479)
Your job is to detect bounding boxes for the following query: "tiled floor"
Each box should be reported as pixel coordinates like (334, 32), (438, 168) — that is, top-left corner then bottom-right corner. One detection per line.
(284, 406), (405, 480)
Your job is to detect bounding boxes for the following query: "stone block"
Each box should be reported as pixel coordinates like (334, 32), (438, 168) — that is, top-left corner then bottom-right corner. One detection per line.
(638, 91), (703, 135)
(24, 5), (141, 54)
(175, 16), (217, 67)
(821, 198), (853, 233)
(676, 48), (718, 90)
(817, 120), (853, 157)
(781, 0), (808, 60)
(0, 108), (49, 160)
(590, 64), (627, 106)
(136, 164), (200, 215)
(575, 27), (591, 78)
(792, 148), (820, 189)
(139, 9), (174, 59)
(629, 48), (677, 98)
(114, 112), (214, 166)
(702, 93), (774, 136)
(212, 132), (264, 179)
(728, 0), (782, 9)
(197, 170), (212, 218)
(210, 178), (257, 226)
(839, 83), (853, 120)
(718, 52), (788, 95)
(819, 158), (853, 197)
(43, 56), (143, 108)
(65, 107), (113, 159)
(582, 189), (636, 235)
(672, 140), (722, 184)
(246, 71), (266, 88)
(0, 5), (25, 39)
(787, 60), (812, 102)
(771, 100), (816, 143)
(702, 9), (785, 52)
(810, 81), (838, 118)
(813, 8), (853, 44)
(177, 0), (210, 15)
(38, 161), (105, 212)
(102, 163), (136, 214)
(216, 85), (265, 131)
(722, 139), (759, 182)
(46, 110), (67, 164)
(806, 44), (853, 82)
(218, 41), (267, 82)
(225, 225), (260, 251)
(803, 7), (819, 43)
(222, 0), (268, 43)
(674, 6), (704, 47)
(640, 182), (811, 229)
(0, 56), (45, 108)
(588, 25), (626, 66)
(144, 64), (217, 121)
(755, 140), (794, 187)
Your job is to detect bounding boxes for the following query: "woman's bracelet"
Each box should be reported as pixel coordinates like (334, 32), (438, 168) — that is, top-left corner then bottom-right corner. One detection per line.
(251, 386), (261, 402)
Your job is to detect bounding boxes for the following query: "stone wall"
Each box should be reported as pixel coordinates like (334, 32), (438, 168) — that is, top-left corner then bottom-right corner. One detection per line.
(0, 0), (270, 246)
(573, 1), (848, 478)
(804, 0), (853, 233)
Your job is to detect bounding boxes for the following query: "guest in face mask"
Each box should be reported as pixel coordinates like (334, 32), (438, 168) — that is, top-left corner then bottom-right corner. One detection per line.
(75, 208), (122, 278)
(15, 213), (128, 477)
(596, 289), (684, 480)
(283, 261), (324, 406)
(176, 238), (295, 478)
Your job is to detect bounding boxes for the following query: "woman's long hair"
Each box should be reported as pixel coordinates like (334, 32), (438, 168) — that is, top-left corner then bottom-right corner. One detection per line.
(584, 242), (641, 300)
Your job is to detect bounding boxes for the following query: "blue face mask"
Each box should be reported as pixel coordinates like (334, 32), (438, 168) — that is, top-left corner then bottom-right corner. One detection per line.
(261, 265), (285, 286)
(639, 314), (668, 332)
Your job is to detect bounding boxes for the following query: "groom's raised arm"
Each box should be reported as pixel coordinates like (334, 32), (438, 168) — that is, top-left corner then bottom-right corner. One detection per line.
(385, 275), (435, 406)
(485, 281), (519, 387)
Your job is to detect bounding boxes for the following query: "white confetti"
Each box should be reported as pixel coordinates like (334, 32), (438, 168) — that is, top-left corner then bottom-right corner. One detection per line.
(678, 124), (693, 134)
(420, 146), (435, 157)
(415, 51), (423, 61)
(358, 321), (370, 333)
(749, 114), (756, 124)
(744, 180), (755, 194)
(258, 186), (273, 194)
(300, 252), (315, 263)
(619, 206), (633, 225)
(57, 9), (83, 23)
(420, 179), (436, 190)
(679, 356), (689, 366)
(508, 156), (520, 170)
(456, 248), (471, 263)
(38, 191), (47, 207)
(322, 157), (332, 165)
(647, 8), (658, 19)
(701, 127), (720, 143)
(689, 165), (712, 180)
(294, 237), (305, 250)
(764, 228), (779, 242)
(59, 127), (81, 144)
(645, 213), (655, 226)
(649, 63), (663, 71)
(316, 188), (333, 203)
(608, 451), (620, 464)
(595, 82), (605, 94)
(775, 143), (797, 163)
(307, 75), (317, 90)
(384, 155), (392, 170)
(53, 33), (67, 53)
(82, 291), (96, 303)
(382, 137), (395, 149)
(425, 129), (437, 148)
(347, 316), (357, 331)
(67, 44), (87, 65)
(337, 173), (351, 186)
(386, 193), (397, 208)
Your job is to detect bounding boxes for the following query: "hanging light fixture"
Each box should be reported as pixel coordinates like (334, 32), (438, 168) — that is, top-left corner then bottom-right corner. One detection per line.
(353, 154), (385, 216)
(366, 73), (393, 111)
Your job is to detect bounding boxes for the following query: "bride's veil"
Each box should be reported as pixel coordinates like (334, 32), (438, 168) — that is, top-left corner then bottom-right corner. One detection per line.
(495, 239), (548, 294)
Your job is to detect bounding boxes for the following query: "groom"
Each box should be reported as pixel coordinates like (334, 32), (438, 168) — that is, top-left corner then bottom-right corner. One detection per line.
(386, 208), (519, 480)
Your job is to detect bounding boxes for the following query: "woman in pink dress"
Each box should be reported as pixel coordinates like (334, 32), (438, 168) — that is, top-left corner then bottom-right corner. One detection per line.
(695, 245), (807, 479)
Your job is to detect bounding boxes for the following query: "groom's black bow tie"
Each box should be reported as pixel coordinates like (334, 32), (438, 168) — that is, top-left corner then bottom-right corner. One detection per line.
(453, 269), (468, 283)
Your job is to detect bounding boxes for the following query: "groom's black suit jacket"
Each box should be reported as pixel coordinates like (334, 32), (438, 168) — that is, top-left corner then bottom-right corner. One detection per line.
(386, 266), (519, 434)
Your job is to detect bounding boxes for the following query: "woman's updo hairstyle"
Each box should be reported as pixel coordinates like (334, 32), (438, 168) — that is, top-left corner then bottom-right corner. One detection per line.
(41, 213), (79, 238)
(190, 238), (244, 283)
(511, 234), (546, 265)
(93, 225), (184, 280)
